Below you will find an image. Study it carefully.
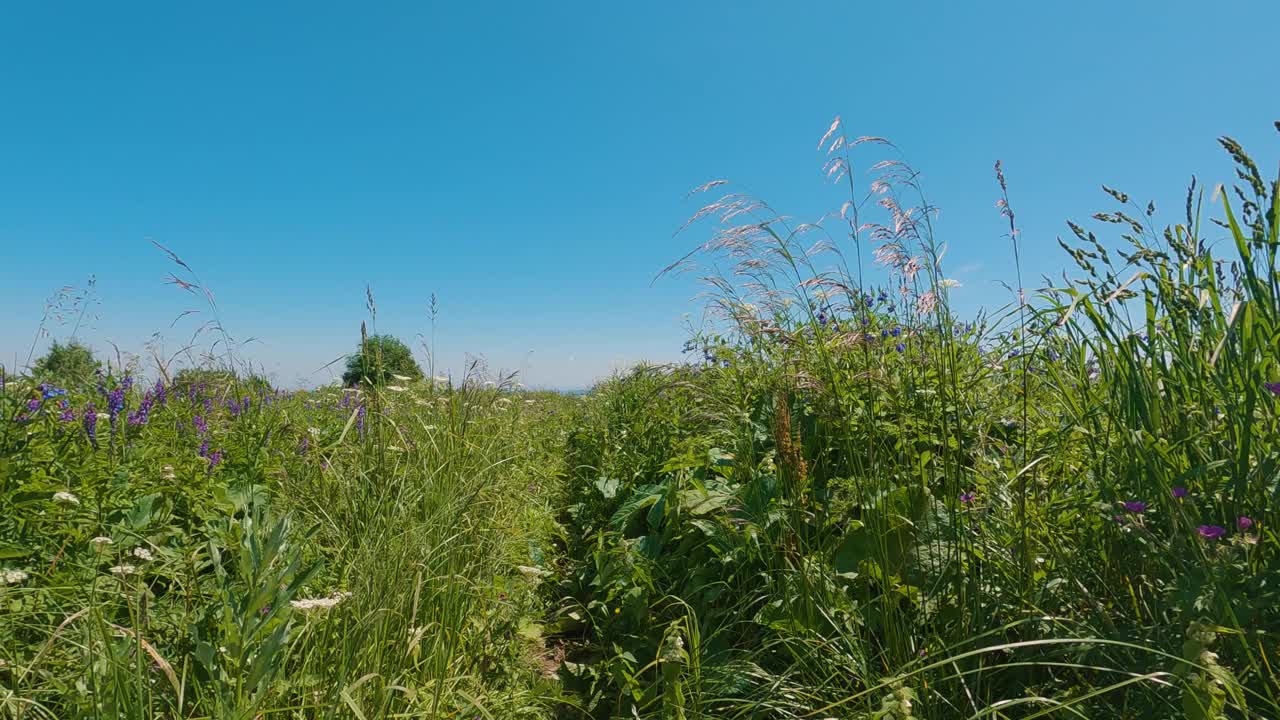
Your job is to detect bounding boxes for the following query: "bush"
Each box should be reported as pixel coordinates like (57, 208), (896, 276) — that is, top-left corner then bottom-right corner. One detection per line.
(172, 367), (274, 397)
(342, 334), (423, 387)
(31, 340), (101, 389)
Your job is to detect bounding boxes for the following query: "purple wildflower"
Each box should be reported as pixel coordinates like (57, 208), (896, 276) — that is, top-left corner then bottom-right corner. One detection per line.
(959, 491), (976, 504)
(38, 383), (67, 399)
(83, 403), (98, 447)
(121, 374), (133, 392)
(890, 327), (901, 337)
(198, 439), (210, 458)
(207, 449), (223, 470)
(59, 406), (75, 423)
(1197, 525), (1227, 540)
(356, 404), (367, 434)
(107, 388), (125, 421)
(1265, 382), (1280, 396)
(895, 343), (906, 353)
(128, 393), (154, 426)
(193, 415), (208, 436)
(1171, 486), (1188, 499)
(26, 398), (41, 412)
(1122, 501), (1147, 514)
(1238, 516), (1254, 531)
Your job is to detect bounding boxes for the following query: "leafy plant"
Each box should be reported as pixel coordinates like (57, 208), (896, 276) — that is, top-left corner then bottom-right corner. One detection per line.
(30, 340), (101, 390)
(342, 334), (424, 387)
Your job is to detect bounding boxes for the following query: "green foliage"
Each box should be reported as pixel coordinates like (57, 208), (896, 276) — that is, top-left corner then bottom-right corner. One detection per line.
(342, 334), (423, 387)
(0, 364), (571, 717)
(549, 128), (1280, 718)
(30, 340), (101, 389)
(172, 367), (273, 397)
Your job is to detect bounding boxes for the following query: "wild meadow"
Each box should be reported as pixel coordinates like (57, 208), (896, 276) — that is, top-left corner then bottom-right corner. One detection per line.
(2, 120), (1279, 719)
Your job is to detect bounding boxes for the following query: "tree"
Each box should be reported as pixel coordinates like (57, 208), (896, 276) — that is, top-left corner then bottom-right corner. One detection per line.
(31, 340), (101, 389)
(342, 335), (423, 387)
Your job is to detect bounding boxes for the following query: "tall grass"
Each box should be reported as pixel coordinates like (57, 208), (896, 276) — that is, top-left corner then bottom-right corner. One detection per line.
(0, 351), (573, 717)
(553, 121), (1280, 718)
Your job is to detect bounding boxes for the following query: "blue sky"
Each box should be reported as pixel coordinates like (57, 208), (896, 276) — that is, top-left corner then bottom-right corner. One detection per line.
(1, 1), (1276, 389)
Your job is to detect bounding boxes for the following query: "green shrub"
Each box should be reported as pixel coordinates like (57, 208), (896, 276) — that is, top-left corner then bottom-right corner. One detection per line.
(30, 340), (101, 389)
(172, 367), (274, 396)
(342, 334), (423, 387)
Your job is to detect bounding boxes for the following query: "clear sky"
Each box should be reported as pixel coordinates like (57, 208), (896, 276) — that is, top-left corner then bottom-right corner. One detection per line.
(2, 1), (1276, 389)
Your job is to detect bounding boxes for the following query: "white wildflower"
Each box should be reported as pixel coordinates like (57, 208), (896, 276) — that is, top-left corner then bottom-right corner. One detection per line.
(90, 536), (114, 548)
(110, 564), (137, 577)
(392, 374), (411, 381)
(517, 565), (550, 582)
(131, 547), (154, 562)
(387, 445), (404, 452)
(432, 376), (449, 386)
(938, 278), (962, 289)
(386, 385), (406, 392)
(2, 569), (29, 585)
(161, 465), (176, 480)
(308, 427), (322, 437)
(290, 591), (352, 613)
(52, 491), (80, 506)
(96, 412), (111, 421)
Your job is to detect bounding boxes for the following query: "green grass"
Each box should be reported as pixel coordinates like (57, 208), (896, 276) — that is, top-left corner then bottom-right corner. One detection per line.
(2, 124), (1279, 719)
(1, 376), (577, 718)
